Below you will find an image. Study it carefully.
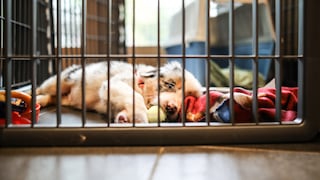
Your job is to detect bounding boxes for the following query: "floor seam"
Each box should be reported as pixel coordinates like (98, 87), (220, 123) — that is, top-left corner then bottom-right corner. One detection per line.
(147, 147), (165, 180)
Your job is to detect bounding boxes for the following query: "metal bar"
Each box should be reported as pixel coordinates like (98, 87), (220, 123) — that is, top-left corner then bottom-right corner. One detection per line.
(181, 0), (186, 126)
(157, 0), (161, 127)
(31, 0), (38, 127)
(17, 0), (22, 55)
(252, 0), (259, 124)
(106, 0), (111, 127)
(275, 0), (281, 55)
(205, 0), (211, 125)
(5, 0), (13, 126)
(106, 59), (111, 126)
(12, 0), (16, 56)
(81, 0), (87, 127)
(1, 54), (304, 60)
(228, 0), (235, 125)
(31, 60), (37, 127)
(49, 0), (55, 71)
(56, 0), (62, 127)
(132, 0), (136, 127)
(297, 0), (304, 120)
(275, 0), (282, 123)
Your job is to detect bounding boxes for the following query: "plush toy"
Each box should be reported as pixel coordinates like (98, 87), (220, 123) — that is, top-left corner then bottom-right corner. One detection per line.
(147, 105), (166, 123)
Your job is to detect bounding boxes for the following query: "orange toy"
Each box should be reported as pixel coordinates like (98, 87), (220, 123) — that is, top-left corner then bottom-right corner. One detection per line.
(0, 91), (40, 125)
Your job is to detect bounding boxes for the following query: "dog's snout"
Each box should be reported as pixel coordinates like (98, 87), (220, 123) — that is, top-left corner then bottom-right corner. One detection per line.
(165, 103), (177, 114)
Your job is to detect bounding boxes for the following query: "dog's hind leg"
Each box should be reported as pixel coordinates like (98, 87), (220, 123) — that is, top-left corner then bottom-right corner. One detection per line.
(36, 65), (81, 107)
(37, 65), (80, 95)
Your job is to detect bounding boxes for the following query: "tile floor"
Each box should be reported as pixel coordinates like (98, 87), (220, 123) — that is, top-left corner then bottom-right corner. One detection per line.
(1, 134), (320, 180)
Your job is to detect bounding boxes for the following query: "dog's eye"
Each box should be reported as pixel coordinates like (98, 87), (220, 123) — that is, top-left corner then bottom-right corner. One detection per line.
(160, 80), (176, 92)
(165, 81), (175, 89)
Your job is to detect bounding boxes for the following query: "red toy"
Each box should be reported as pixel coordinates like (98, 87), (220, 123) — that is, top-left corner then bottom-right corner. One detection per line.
(183, 87), (298, 123)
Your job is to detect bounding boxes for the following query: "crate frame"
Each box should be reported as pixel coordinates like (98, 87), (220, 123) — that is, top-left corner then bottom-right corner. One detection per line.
(1, 0), (319, 146)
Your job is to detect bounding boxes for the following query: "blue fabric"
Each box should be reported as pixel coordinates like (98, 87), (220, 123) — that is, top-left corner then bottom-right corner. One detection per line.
(215, 100), (231, 123)
(166, 42), (207, 85)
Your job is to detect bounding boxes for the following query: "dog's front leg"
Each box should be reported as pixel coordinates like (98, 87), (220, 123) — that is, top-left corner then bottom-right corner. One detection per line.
(99, 80), (148, 123)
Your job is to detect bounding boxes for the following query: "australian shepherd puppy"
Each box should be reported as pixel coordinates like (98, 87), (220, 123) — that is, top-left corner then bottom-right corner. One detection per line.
(36, 61), (202, 123)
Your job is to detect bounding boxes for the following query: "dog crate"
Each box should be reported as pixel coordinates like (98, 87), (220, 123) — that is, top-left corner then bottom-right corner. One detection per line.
(0, 0), (319, 146)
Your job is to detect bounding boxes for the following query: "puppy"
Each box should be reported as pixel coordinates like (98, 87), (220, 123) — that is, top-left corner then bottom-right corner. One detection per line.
(36, 61), (203, 123)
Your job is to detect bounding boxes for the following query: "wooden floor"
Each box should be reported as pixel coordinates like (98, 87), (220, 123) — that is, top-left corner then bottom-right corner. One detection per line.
(1, 135), (320, 180)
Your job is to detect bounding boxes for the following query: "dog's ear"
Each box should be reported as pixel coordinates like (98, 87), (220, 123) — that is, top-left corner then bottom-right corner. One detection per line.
(135, 64), (157, 78)
(139, 70), (157, 78)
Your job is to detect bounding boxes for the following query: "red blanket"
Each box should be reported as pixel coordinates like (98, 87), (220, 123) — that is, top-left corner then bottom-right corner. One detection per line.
(183, 87), (298, 123)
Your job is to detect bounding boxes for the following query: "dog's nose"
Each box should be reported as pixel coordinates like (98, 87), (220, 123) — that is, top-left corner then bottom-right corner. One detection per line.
(165, 104), (177, 114)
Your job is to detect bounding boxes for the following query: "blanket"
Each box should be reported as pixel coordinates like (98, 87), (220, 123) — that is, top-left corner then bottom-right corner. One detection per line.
(183, 87), (298, 123)
(209, 61), (266, 89)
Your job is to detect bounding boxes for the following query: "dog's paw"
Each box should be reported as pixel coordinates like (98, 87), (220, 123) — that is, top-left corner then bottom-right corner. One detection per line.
(36, 94), (52, 107)
(114, 109), (148, 124)
(115, 110), (129, 123)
